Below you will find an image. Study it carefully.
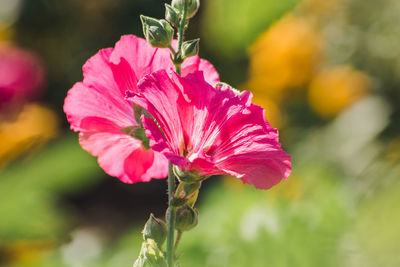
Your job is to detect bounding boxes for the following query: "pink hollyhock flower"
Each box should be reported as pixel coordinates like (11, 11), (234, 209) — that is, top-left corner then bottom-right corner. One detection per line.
(0, 43), (45, 110)
(128, 70), (291, 189)
(64, 35), (219, 183)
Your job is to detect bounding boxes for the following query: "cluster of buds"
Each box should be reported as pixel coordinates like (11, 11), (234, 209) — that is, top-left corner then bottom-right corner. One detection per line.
(140, 0), (200, 61)
(170, 166), (206, 232)
(135, 167), (204, 266)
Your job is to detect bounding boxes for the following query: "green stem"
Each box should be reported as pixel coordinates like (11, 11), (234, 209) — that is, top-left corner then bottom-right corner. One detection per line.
(166, 4), (188, 267)
(166, 162), (176, 267)
(174, 230), (183, 250)
(175, 2), (187, 76)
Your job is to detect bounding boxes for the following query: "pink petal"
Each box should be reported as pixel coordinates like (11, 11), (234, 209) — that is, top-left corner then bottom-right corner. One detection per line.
(110, 35), (219, 91)
(216, 151), (291, 189)
(64, 82), (135, 133)
(64, 44), (169, 183)
(109, 35), (171, 85)
(79, 131), (168, 183)
(181, 57), (220, 85)
(130, 70), (291, 189)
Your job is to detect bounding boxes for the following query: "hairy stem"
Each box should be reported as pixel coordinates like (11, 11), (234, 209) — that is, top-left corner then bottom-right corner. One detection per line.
(166, 3), (188, 267)
(175, 2), (188, 76)
(166, 162), (176, 267)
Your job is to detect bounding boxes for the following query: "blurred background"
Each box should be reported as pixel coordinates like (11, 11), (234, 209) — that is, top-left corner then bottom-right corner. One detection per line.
(0, 0), (399, 266)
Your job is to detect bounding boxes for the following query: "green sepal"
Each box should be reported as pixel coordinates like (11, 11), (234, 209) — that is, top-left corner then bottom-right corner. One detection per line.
(140, 15), (174, 48)
(182, 39), (200, 59)
(165, 4), (180, 27)
(171, 0), (200, 19)
(175, 205), (198, 231)
(143, 213), (167, 246)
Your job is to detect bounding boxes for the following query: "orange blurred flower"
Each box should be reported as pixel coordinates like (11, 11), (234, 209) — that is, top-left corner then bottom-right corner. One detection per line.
(0, 104), (58, 168)
(308, 65), (371, 118)
(247, 15), (322, 102)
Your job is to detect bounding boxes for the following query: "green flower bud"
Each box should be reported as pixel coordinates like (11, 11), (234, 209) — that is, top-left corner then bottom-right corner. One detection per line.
(140, 15), (174, 48)
(173, 166), (207, 183)
(134, 239), (167, 267)
(165, 4), (180, 27)
(182, 39), (199, 58)
(142, 214), (167, 246)
(175, 205), (198, 231)
(171, 0), (200, 19)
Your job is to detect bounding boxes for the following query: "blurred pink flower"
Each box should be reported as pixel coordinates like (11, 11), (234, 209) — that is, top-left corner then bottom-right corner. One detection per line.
(128, 70), (291, 189)
(64, 35), (219, 183)
(0, 43), (44, 109)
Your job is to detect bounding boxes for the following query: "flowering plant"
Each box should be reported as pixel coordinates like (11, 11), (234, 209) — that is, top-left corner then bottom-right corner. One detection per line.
(64, 0), (291, 266)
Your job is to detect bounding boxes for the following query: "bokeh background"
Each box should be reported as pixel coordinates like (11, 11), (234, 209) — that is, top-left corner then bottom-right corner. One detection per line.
(1, 0), (399, 266)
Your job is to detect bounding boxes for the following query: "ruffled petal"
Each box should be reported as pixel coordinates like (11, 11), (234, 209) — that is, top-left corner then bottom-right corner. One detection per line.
(216, 151), (291, 189)
(131, 69), (291, 189)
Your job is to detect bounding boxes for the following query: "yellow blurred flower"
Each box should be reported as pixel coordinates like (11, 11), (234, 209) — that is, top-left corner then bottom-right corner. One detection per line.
(251, 94), (282, 129)
(247, 15), (322, 102)
(0, 23), (14, 41)
(0, 240), (52, 265)
(0, 104), (58, 168)
(308, 65), (371, 118)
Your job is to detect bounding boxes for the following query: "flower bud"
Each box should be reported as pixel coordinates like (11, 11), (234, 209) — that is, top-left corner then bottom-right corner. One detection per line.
(171, 0), (200, 19)
(134, 239), (167, 267)
(182, 39), (199, 58)
(173, 166), (202, 183)
(142, 214), (167, 246)
(140, 15), (174, 48)
(165, 4), (180, 27)
(171, 197), (187, 207)
(175, 205), (198, 231)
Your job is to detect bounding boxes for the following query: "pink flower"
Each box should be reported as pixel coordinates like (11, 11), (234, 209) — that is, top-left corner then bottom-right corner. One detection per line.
(128, 70), (291, 189)
(64, 35), (219, 183)
(0, 43), (45, 110)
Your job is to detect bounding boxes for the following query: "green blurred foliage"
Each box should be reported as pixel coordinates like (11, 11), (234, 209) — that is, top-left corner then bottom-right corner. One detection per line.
(352, 171), (400, 267)
(201, 0), (299, 59)
(0, 135), (101, 242)
(178, 167), (351, 267)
